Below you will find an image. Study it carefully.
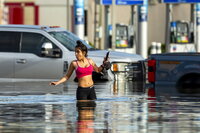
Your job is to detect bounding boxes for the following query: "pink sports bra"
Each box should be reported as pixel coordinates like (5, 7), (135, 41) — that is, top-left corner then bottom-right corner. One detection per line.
(75, 59), (94, 79)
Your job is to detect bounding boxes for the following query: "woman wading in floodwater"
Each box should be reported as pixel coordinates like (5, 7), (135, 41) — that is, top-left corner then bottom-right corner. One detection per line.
(50, 40), (110, 100)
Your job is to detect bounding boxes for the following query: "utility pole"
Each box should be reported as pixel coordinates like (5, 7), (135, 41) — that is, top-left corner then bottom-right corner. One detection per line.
(74, 0), (84, 40)
(94, 0), (97, 48)
(66, 0), (70, 30)
(94, 0), (101, 49)
(138, 0), (148, 58)
(165, 4), (172, 52)
(104, 5), (110, 49)
(131, 5), (136, 53)
(196, 3), (200, 52)
(111, 0), (116, 50)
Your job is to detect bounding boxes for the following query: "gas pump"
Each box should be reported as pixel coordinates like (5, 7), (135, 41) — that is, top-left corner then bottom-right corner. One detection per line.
(115, 24), (129, 48)
(169, 21), (196, 52)
(164, 2), (198, 53)
(109, 24), (135, 53)
(170, 21), (192, 43)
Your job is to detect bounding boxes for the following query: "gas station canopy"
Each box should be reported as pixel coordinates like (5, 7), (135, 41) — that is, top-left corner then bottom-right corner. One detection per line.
(162, 0), (200, 3)
(101, 0), (144, 5)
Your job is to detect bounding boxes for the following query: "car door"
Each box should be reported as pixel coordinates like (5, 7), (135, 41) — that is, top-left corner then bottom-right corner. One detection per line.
(0, 32), (20, 79)
(14, 32), (65, 80)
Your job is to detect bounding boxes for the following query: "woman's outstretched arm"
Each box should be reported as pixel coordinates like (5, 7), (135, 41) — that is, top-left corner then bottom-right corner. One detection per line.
(50, 61), (75, 85)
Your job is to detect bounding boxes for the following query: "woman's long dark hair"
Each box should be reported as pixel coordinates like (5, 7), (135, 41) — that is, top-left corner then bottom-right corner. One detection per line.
(75, 40), (88, 57)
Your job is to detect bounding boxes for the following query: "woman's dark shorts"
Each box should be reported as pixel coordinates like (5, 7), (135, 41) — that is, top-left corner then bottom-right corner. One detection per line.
(76, 86), (97, 100)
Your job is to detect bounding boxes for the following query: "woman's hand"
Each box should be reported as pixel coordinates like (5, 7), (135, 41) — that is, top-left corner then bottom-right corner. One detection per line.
(102, 58), (111, 70)
(49, 81), (59, 86)
(49, 62), (74, 86)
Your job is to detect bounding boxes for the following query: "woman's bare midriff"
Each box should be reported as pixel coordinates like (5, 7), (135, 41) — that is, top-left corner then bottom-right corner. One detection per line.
(78, 75), (94, 87)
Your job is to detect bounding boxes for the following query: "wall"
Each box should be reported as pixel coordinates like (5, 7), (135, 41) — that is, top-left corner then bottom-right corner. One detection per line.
(148, 3), (192, 47)
(35, 0), (68, 29)
(2, 0), (193, 53)
(148, 3), (166, 45)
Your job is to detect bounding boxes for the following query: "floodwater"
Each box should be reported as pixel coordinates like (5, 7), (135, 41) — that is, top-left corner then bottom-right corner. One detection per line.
(0, 81), (199, 133)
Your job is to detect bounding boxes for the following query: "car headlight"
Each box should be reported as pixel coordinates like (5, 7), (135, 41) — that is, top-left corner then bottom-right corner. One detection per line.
(111, 62), (144, 73)
(111, 61), (146, 81)
(111, 63), (129, 72)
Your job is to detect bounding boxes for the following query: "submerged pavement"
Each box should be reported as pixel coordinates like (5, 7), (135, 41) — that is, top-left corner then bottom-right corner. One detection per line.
(0, 81), (199, 133)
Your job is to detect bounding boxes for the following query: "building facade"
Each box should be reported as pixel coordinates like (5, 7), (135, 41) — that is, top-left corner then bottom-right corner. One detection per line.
(0, 0), (193, 53)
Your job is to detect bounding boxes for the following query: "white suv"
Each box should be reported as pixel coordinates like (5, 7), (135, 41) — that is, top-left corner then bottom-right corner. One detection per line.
(0, 25), (145, 82)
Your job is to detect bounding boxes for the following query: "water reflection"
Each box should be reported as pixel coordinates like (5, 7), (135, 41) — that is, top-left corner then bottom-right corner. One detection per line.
(0, 104), (61, 132)
(0, 81), (199, 132)
(147, 84), (200, 133)
(76, 100), (96, 133)
(0, 81), (63, 95)
(112, 80), (145, 95)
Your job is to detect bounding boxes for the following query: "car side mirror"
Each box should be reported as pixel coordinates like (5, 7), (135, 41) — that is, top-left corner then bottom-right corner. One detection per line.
(41, 42), (61, 58)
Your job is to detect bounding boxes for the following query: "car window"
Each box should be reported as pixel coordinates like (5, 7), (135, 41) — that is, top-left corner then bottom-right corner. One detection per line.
(0, 31), (20, 52)
(21, 32), (59, 57)
(49, 31), (93, 51)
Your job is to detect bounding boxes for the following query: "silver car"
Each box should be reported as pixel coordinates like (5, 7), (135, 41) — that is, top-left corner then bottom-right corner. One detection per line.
(0, 25), (145, 82)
